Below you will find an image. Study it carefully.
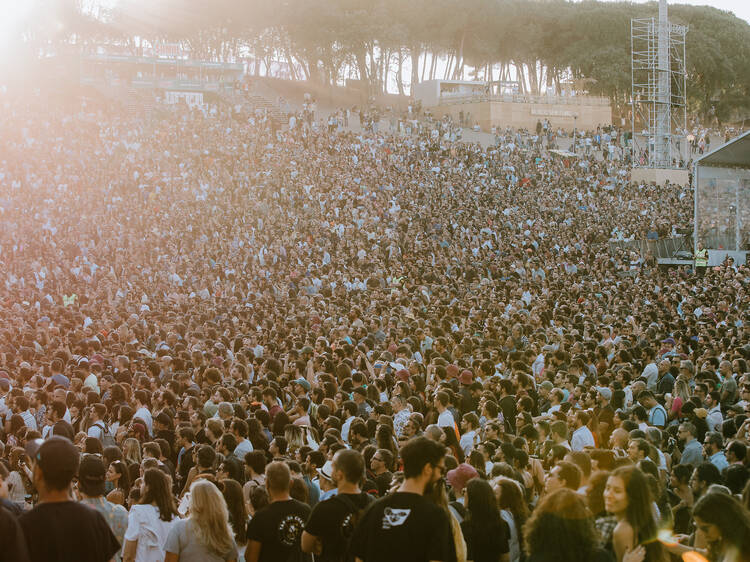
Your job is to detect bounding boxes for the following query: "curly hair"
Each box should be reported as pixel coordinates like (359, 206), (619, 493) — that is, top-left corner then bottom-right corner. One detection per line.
(523, 489), (599, 562)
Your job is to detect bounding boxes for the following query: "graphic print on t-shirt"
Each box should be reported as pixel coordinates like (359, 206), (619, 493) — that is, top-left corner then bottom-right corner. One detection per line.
(382, 507), (410, 529)
(277, 513), (306, 546)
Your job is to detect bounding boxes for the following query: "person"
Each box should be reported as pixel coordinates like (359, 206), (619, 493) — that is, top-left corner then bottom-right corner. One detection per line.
(523, 488), (617, 562)
(677, 422), (703, 468)
(164, 480), (239, 562)
(19, 436), (121, 562)
(78, 455), (129, 562)
(350, 436), (455, 562)
(461, 478), (510, 562)
(244, 461), (311, 562)
(0, 501), (29, 562)
(123, 468), (179, 562)
(302, 449), (373, 561)
(604, 466), (664, 562)
(692, 492), (750, 562)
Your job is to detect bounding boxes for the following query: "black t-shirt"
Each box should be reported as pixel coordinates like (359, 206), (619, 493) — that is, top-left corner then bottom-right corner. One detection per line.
(304, 492), (374, 562)
(19, 501), (120, 562)
(0, 505), (29, 562)
(374, 472), (392, 497)
(350, 491), (454, 562)
(246, 498), (311, 562)
(460, 517), (510, 562)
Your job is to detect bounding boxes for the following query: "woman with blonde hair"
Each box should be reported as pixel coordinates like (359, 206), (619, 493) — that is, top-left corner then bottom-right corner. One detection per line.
(164, 480), (238, 562)
(668, 376), (691, 421)
(284, 424), (305, 455)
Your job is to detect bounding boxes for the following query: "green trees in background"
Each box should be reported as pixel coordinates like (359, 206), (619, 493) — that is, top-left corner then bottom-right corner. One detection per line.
(9, 0), (750, 122)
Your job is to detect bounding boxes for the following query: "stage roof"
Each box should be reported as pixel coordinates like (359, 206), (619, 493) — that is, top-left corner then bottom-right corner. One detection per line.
(696, 130), (750, 168)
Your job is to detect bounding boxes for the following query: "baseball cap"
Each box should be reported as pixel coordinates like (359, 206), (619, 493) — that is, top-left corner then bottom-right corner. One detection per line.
(30, 436), (80, 489)
(294, 378), (311, 392)
(446, 463), (479, 493)
(661, 337), (676, 345)
(595, 386), (612, 401)
(78, 454), (106, 496)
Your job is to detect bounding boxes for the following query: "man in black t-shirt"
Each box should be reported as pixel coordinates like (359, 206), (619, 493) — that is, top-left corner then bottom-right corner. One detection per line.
(350, 437), (455, 562)
(0, 504), (29, 562)
(245, 461), (311, 562)
(20, 437), (120, 562)
(302, 449), (374, 561)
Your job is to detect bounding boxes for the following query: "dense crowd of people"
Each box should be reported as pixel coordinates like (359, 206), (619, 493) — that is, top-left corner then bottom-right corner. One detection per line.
(1, 87), (749, 562)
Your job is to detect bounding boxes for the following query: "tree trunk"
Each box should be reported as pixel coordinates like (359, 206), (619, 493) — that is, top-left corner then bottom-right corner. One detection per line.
(396, 49), (405, 96)
(410, 45), (420, 92)
(429, 52), (437, 80)
(453, 30), (465, 80)
(444, 52), (453, 80)
(515, 63), (525, 94)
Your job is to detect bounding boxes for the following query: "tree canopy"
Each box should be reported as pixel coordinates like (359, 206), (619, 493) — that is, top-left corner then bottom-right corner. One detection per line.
(8, 0), (750, 121)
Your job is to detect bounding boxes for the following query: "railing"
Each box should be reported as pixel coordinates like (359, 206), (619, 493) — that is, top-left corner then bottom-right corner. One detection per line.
(439, 92), (611, 106)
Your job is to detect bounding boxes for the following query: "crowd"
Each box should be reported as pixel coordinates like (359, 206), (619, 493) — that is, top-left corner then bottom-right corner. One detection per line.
(0, 87), (749, 562)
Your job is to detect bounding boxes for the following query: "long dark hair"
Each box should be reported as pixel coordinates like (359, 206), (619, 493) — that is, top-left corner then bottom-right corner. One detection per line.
(111, 460), (131, 493)
(141, 468), (178, 522)
(496, 477), (529, 531)
(220, 479), (248, 543)
(465, 478), (503, 535)
(523, 489), (599, 562)
(693, 492), (750, 557)
(611, 466), (665, 561)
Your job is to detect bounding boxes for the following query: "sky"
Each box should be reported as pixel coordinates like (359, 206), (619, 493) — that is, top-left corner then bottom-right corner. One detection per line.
(602, 0), (750, 23)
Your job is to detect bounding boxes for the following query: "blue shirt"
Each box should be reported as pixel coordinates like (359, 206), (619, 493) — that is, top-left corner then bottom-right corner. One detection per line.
(709, 451), (729, 472)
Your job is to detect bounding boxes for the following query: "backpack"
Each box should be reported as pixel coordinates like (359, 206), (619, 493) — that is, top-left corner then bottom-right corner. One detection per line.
(94, 422), (117, 448)
(332, 493), (374, 562)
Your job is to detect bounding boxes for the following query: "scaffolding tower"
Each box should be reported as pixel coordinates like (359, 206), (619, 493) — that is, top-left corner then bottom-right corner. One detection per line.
(631, 0), (687, 170)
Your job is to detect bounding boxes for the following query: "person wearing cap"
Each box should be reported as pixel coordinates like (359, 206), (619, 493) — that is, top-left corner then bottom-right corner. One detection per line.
(302, 449), (373, 560)
(316, 460), (337, 501)
(78, 455), (128, 562)
(19, 436), (120, 562)
(446, 463), (479, 518)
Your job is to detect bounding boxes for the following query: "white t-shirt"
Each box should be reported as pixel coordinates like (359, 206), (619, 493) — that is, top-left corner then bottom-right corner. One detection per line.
(134, 406), (153, 435)
(437, 409), (455, 428)
(124, 504), (177, 562)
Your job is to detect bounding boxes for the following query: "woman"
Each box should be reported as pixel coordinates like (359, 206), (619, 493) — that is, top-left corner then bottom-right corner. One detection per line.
(462, 478), (510, 562)
(604, 466), (665, 561)
(427, 474), (466, 562)
(164, 480), (238, 562)
(691, 492), (750, 562)
(668, 377), (690, 422)
(498, 476), (531, 562)
(106, 460), (131, 506)
(221, 479), (248, 551)
(7, 448), (33, 509)
(123, 468), (179, 562)
(123, 437), (143, 483)
(523, 488), (620, 562)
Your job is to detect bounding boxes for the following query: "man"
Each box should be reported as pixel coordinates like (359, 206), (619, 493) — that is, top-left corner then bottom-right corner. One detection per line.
(302, 450), (373, 561)
(19, 437), (120, 562)
(14, 397), (37, 431)
(133, 390), (153, 435)
(718, 361), (738, 407)
(549, 420), (571, 450)
(690, 462), (721, 500)
(434, 391), (455, 430)
(703, 431), (729, 472)
(369, 449), (393, 497)
(609, 428), (629, 456)
(627, 438), (650, 464)
(77, 455), (128, 562)
(570, 411), (595, 451)
(677, 422), (704, 468)
(544, 461), (582, 494)
(262, 388), (283, 423)
(641, 348), (659, 390)
(352, 387), (371, 418)
(87, 403), (110, 442)
(0, 499), (29, 562)
(341, 401), (358, 443)
(459, 413), (480, 456)
(175, 427), (196, 493)
(705, 391), (723, 432)
(637, 391), (667, 428)
(232, 420), (254, 459)
(245, 461), (311, 562)
(694, 241), (708, 275)
(350, 437), (454, 562)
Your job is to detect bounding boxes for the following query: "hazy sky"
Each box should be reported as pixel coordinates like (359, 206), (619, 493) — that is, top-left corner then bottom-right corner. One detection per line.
(602, 0), (750, 23)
